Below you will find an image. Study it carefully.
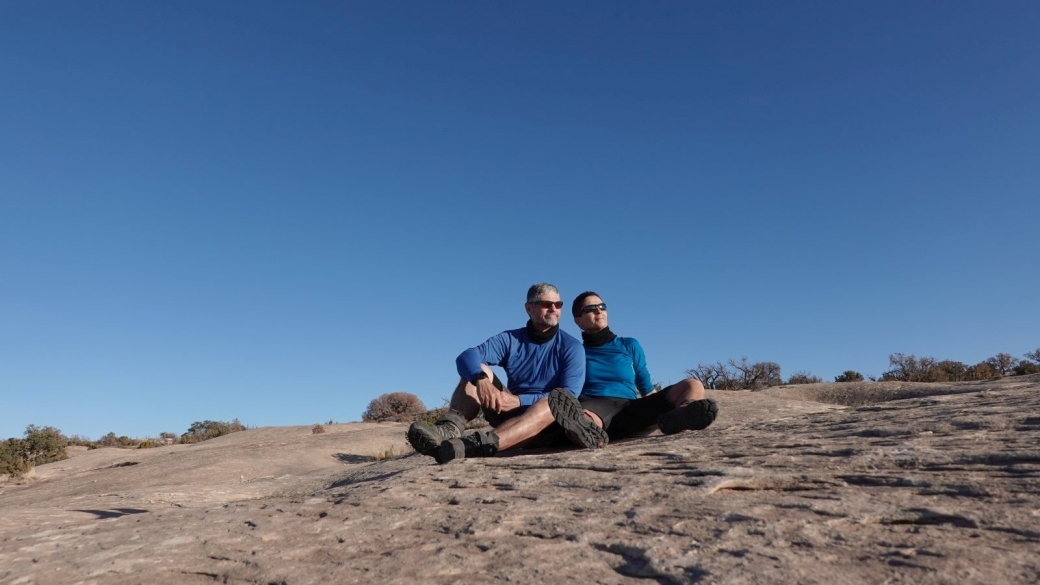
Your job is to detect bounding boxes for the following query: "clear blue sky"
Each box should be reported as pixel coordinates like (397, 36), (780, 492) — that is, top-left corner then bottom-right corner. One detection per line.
(2, 2), (1037, 440)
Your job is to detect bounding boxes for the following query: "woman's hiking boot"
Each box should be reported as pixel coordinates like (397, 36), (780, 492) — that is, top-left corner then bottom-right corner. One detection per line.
(547, 388), (608, 449)
(435, 429), (499, 464)
(657, 398), (719, 435)
(407, 410), (467, 456)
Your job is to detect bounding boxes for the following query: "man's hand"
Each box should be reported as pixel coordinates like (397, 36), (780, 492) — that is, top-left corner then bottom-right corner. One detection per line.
(474, 378), (502, 412)
(497, 391), (520, 412)
(474, 378), (520, 414)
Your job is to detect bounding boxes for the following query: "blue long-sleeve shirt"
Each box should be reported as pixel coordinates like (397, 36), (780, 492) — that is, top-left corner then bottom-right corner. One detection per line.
(580, 336), (653, 400)
(456, 327), (586, 408)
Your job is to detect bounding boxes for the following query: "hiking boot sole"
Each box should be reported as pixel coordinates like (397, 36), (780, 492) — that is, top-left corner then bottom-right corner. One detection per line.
(657, 398), (719, 435)
(548, 389), (608, 449)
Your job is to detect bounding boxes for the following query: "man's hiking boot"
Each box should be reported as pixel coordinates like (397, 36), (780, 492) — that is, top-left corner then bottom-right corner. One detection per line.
(657, 398), (719, 435)
(407, 410), (466, 456)
(435, 429), (499, 464)
(547, 388), (608, 449)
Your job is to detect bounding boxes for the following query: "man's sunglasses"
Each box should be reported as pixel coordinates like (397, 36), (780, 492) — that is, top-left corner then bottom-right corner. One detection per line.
(580, 303), (607, 314)
(529, 300), (564, 310)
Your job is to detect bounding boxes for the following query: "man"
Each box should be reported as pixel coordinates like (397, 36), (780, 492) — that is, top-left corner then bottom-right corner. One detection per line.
(407, 283), (600, 464)
(547, 291), (718, 444)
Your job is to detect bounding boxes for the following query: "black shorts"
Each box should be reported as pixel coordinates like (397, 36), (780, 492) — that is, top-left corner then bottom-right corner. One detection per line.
(579, 391), (672, 440)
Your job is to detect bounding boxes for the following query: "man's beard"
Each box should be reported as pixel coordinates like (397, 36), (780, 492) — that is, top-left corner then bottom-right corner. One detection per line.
(534, 314), (559, 328)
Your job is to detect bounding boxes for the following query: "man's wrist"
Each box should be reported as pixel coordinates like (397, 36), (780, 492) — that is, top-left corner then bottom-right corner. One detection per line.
(471, 372), (489, 384)
(505, 393), (521, 409)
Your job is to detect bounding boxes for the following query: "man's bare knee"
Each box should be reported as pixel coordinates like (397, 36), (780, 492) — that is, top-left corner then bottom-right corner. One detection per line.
(450, 378), (481, 420)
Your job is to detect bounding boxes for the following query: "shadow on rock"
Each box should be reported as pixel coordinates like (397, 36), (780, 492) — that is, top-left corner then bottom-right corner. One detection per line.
(334, 453), (377, 464)
(73, 508), (149, 520)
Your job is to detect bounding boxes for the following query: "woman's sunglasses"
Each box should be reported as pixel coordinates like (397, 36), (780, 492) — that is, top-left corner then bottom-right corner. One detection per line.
(580, 303), (607, 314)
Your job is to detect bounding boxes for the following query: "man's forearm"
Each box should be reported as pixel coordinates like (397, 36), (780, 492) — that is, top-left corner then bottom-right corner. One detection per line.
(498, 391), (521, 412)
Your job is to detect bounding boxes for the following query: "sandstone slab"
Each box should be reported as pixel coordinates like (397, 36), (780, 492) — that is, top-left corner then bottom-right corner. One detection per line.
(3, 376), (1039, 584)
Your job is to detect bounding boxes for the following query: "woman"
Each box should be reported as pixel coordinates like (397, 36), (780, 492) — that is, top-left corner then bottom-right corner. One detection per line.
(547, 291), (719, 446)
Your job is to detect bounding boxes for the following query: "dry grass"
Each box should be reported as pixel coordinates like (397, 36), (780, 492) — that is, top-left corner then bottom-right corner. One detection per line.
(5, 466), (38, 485)
(765, 379), (994, 407)
(371, 446), (402, 461)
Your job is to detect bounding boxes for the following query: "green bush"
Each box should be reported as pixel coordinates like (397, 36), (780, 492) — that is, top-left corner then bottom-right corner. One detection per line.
(934, 360), (970, 382)
(1014, 361), (1040, 376)
(66, 435), (94, 447)
(1, 425), (68, 477)
(1, 438), (28, 476)
(22, 425), (68, 467)
(967, 362), (997, 380)
(179, 419), (247, 444)
(98, 432), (135, 448)
(834, 370), (865, 383)
(787, 372), (823, 385)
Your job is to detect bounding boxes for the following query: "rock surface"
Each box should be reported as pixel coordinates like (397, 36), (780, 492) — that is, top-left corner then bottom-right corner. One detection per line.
(3, 375), (1039, 584)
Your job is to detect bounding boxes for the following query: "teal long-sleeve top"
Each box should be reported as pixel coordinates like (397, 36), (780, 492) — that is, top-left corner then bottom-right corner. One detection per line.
(581, 336), (654, 399)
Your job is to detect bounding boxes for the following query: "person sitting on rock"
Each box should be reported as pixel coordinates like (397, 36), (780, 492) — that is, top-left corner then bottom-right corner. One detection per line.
(546, 291), (719, 445)
(407, 282), (598, 464)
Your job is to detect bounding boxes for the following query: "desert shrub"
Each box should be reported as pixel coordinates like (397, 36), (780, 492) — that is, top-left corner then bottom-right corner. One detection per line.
(362, 392), (427, 422)
(1014, 361), (1040, 376)
(735, 358), (782, 390)
(159, 432), (179, 445)
(372, 446), (401, 460)
(881, 353), (943, 382)
(97, 432), (136, 448)
(934, 360), (970, 382)
(687, 358), (782, 390)
(66, 435), (94, 447)
(834, 370), (865, 383)
(412, 406), (448, 426)
(312, 424), (326, 434)
(1, 426), (68, 476)
(22, 425), (68, 467)
(985, 353), (1019, 376)
(686, 361), (729, 389)
(179, 419), (247, 444)
(0, 438), (28, 476)
(787, 371), (822, 385)
(465, 411), (490, 430)
(966, 362), (997, 380)
(137, 440), (156, 449)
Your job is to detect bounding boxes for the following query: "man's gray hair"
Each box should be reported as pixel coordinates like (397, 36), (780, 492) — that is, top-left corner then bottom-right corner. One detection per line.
(526, 283), (559, 303)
